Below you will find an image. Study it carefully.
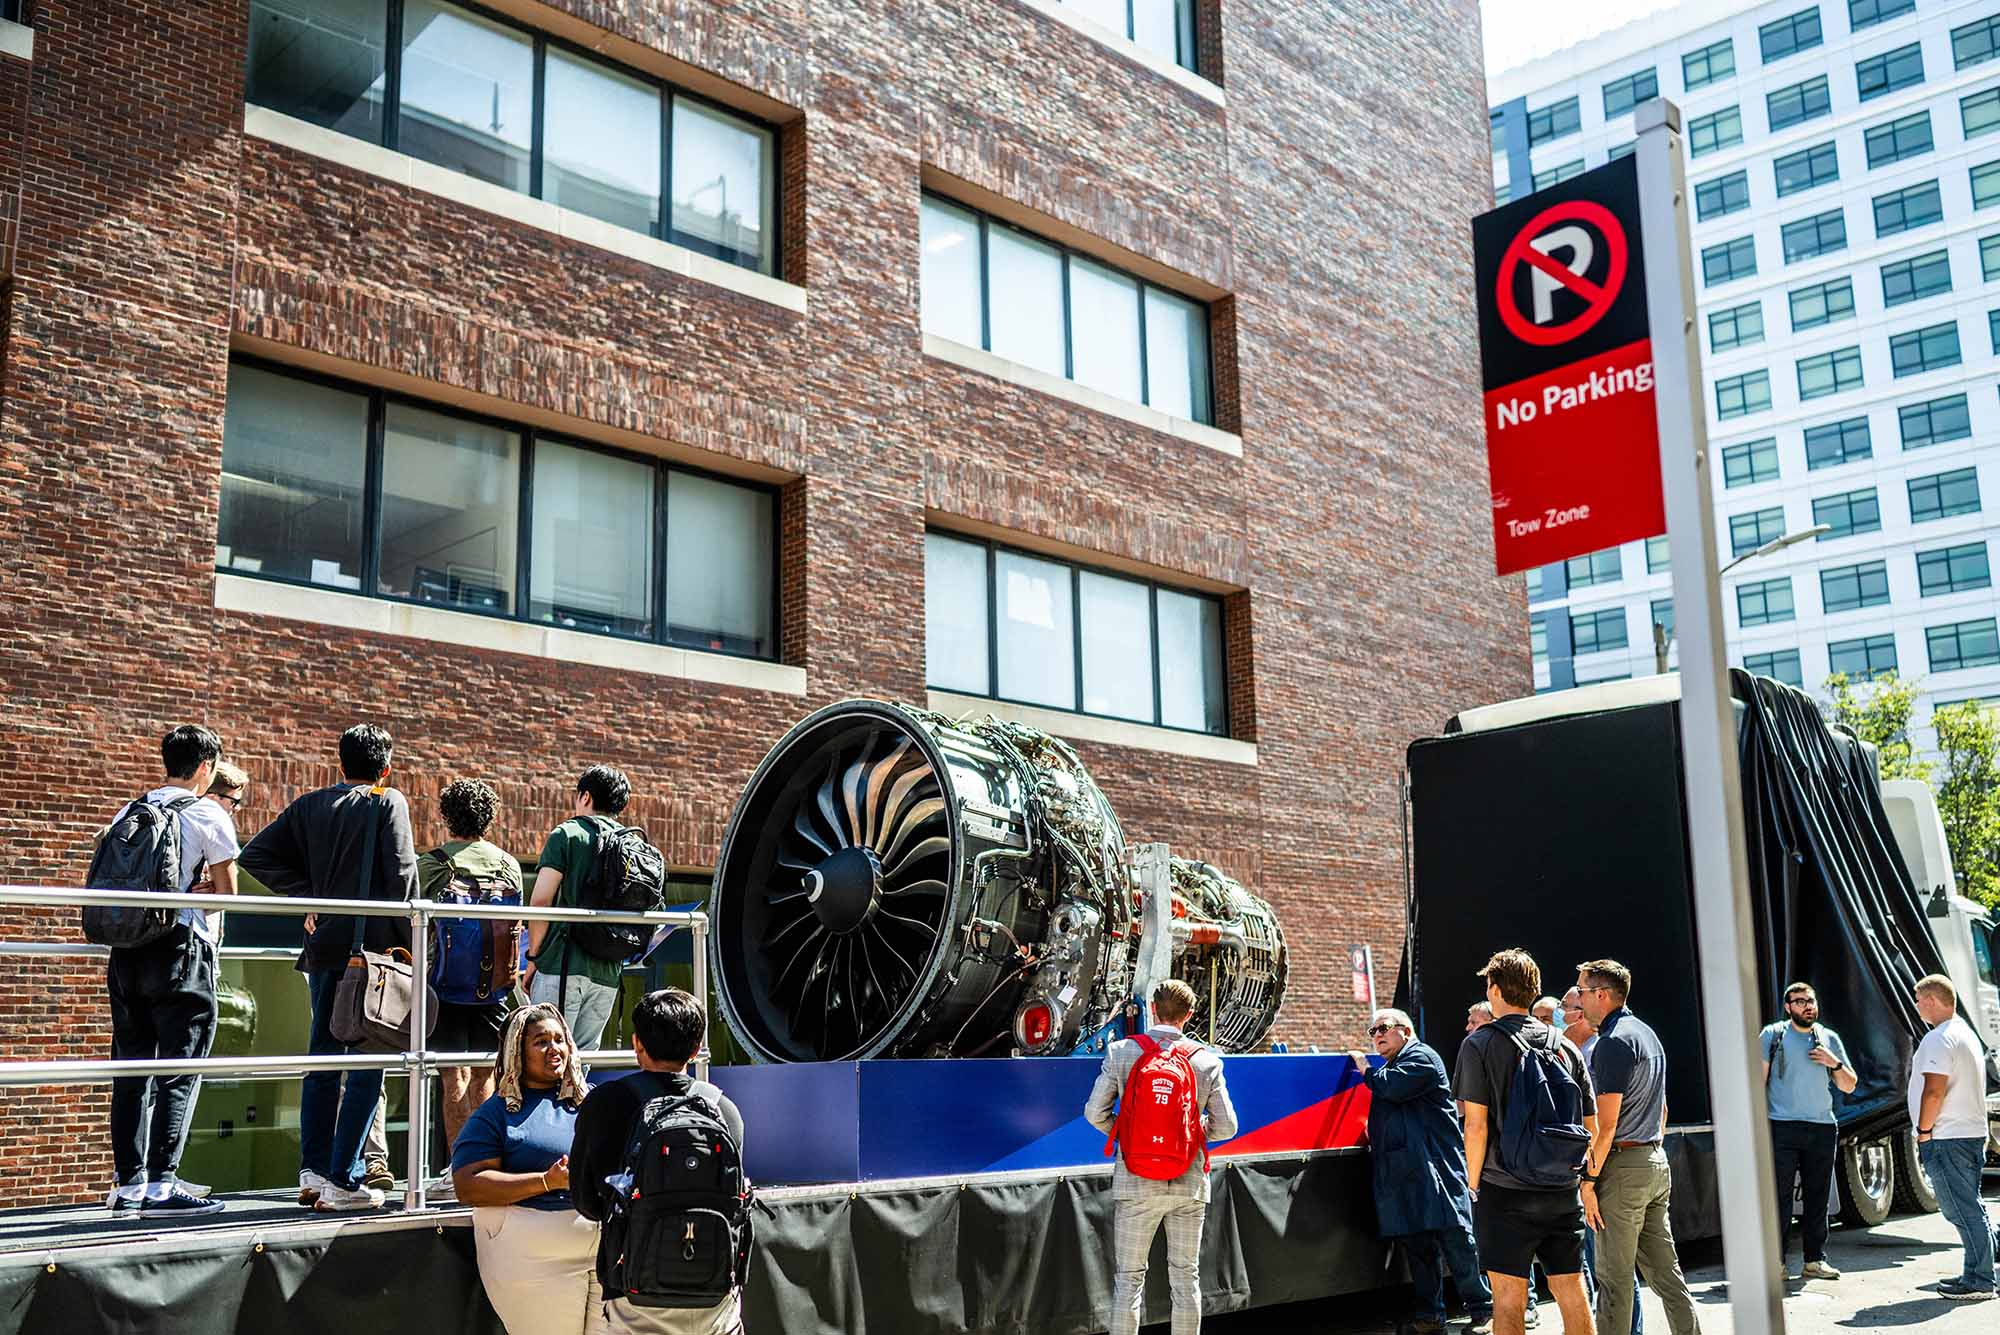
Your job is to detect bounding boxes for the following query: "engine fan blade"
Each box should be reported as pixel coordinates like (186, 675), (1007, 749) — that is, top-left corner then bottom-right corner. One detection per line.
(877, 796), (946, 867)
(815, 754), (853, 850)
(760, 905), (818, 949)
(789, 802), (834, 858)
(882, 835), (950, 882)
(857, 738), (914, 849)
(881, 877), (947, 900)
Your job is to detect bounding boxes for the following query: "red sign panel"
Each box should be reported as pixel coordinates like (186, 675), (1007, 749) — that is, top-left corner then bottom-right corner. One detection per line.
(1473, 158), (1665, 576)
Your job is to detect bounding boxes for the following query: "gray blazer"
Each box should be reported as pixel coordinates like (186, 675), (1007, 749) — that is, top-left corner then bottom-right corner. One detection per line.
(1084, 1023), (1239, 1201)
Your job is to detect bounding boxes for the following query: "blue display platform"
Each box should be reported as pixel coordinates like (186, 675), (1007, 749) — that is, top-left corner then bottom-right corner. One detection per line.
(700, 1052), (1371, 1185)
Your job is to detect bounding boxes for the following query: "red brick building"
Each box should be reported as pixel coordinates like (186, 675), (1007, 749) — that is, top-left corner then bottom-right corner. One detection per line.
(0, 0), (1522, 1203)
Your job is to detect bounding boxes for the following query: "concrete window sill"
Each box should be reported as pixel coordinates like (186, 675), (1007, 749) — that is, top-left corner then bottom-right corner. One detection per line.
(215, 573), (807, 697)
(1011, 0), (1221, 106)
(923, 333), (1242, 458)
(243, 105), (807, 317)
(0, 19), (33, 60)
(925, 690), (1256, 765)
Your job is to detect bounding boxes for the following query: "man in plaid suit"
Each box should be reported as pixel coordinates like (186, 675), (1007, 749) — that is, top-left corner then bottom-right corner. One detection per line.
(1084, 979), (1239, 1335)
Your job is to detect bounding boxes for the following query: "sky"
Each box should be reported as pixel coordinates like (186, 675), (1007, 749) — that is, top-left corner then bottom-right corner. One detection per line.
(1482, 0), (1679, 77)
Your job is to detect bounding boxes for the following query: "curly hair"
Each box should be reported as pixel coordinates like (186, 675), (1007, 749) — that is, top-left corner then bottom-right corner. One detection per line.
(438, 779), (499, 840)
(494, 1003), (587, 1113)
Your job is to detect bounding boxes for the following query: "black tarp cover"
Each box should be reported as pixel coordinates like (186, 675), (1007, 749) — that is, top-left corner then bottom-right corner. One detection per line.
(0, 1154), (1391, 1335)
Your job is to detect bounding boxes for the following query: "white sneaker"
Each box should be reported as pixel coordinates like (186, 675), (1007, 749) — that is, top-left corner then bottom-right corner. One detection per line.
(312, 1182), (385, 1212)
(424, 1174), (456, 1203)
(298, 1170), (332, 1206)
(171, 1178), (212, 1199)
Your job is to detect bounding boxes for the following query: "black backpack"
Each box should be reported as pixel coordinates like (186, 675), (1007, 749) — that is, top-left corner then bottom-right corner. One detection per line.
(566, 819), (668, 963)
(1494, 1025), (1594, 1189)
(82, 794), (201, 949)
(599, 1077), (753, 1309)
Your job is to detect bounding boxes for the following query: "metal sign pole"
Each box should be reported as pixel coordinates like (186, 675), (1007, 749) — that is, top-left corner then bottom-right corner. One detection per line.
(1635, 98), (1785, 1335)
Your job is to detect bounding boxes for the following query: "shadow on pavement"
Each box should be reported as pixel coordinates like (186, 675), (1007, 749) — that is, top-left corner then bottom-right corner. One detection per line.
(1836, 1295), (1972, 1328)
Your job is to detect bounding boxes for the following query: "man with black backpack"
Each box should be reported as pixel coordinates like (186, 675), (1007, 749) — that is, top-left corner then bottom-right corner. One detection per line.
(92, 725), (239, 1218)
(1457, 949), (1599, 1335)
(1574, 960), (1699, 1335)
(1084, 978), (1238, 1335)
(527, 765), (667, 1053)
(571, 988), (749, 1335)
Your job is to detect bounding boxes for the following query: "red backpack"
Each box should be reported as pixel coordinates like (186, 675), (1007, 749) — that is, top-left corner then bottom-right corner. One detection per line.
(1104, 1034), (1208, 1180)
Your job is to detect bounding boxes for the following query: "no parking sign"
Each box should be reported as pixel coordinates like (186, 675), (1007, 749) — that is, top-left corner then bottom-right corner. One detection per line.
(1472, 156), (1666, 576)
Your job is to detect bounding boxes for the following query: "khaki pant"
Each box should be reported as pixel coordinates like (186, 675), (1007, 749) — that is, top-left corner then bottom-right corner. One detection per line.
(1594, 1144), (1699, 1335)
(471, 1204), (609, 1335)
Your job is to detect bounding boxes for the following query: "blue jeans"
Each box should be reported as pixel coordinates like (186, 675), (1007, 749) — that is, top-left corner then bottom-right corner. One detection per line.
(301, 967), (385, 1191)
(1583, 1226), (1644, 1333)
(1920, 1137), (1995, 1291)
(1406, 1222), (1492, 1322)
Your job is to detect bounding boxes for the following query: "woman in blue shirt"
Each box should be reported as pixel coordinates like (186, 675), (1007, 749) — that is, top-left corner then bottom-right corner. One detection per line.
(453, 1002), (600, 1334)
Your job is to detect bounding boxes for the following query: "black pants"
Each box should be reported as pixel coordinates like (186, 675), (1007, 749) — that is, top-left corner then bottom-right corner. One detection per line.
(1771, 1119), (1837, 1263)
(108, 926), (217, 1185)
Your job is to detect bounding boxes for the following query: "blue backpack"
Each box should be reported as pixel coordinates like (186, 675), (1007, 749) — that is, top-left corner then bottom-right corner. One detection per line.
(425, 848), (525, 1006)
(1496, 1025), (1593, 1188)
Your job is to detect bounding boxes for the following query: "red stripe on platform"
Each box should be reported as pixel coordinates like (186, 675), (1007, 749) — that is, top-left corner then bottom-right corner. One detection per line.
(1214, 1085), (1371, 1156)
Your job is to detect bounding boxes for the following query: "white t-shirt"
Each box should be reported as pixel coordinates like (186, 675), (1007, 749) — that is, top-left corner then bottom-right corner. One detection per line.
(1906, 1014), (1990, 1142)
(123, 786), (240, 943)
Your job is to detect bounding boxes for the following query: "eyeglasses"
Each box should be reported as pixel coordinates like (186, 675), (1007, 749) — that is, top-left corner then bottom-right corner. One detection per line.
(1367, 1023), (1396, 1037)
(212, 792), (243, 809)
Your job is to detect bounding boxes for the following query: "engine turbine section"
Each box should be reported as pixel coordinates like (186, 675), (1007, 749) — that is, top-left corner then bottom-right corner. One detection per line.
(709, 700), (1133, 1063)
(1164, 859), (1289, 1052)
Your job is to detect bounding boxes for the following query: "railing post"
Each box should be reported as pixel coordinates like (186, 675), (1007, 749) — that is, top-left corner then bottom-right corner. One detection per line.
(405, 899), (430, 1211)
(692, 913), (710, 1081)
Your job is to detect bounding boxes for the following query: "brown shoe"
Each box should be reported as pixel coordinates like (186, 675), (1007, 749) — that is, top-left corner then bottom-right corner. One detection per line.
(361, 1157), (395, 1192)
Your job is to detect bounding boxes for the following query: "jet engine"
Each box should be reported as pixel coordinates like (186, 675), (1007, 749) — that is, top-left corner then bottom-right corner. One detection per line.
(708, 699), (1287, 1063)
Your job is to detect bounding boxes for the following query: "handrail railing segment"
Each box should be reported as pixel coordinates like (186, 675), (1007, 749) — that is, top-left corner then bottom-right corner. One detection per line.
(0, 885), (709, 1212)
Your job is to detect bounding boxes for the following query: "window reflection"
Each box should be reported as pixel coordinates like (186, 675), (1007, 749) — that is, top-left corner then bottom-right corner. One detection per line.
(543, 49), (660, 235)
(671, 96), (774, 274)
(246, 0), (388, 140)
(530, 441), (655, 637)
(377, 403), (521, 614)
(398, 0), (533, 192)
(996, 550), (1077, 709)
(218, 365), (369, 587)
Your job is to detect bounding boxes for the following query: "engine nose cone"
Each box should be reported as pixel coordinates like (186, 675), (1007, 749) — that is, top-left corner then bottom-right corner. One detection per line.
(808, 845), (881, 934)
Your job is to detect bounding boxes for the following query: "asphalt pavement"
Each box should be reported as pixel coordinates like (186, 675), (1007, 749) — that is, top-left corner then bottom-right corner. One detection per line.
(1193, 1172), (1999, 1335)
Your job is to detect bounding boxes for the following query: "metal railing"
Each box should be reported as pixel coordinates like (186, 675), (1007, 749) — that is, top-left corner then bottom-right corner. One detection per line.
(0, 885), (709, 1212)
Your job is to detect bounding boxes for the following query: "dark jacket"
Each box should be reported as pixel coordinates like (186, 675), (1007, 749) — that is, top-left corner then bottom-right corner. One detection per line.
(239, 783), (418, 972)
(1362, 1038), (1476, 1239)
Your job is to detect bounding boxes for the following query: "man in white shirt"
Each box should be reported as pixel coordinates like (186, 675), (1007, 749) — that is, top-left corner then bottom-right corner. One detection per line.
(101, 725), (238, 1218)
(1908, 974), (1994, 1301)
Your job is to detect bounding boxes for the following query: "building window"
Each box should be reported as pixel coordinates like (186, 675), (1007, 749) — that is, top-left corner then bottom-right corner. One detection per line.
(1646, 534), (1673, 572)
(1774, 142), (1839, 197)
(1716, 369), (1772, 418)
(1953, 14), (2000, 69)
(1975, 159), (2000, 208)
(1566, 547), (1622, 589)
(1909, 466), (1982, 521)
(1722, 437), (1781, 487)
(1889, 320), (1962, 377)
(1603, 68), (1659, 117)
(1689, 105), (1745, 157)
(1709, 301), (1765, 351)
(1744, 648), (1805, 687)
(1866, 112), (1934, 170)
(1797, 347), (1863, 400)
(1781, 209), (1845, 263)
(1983, 234), (2000, 281)
(1965, 87), (2000, 141)
(217, 359), (778, 656)
(1730, 506), (1787, 558)
(1608, 141), (1637, 160)
(1789, 275), (1855, 330)
(1768, 74), (1832, 131)
(1849, 0), (1915, 29)
(1927, 618), (2000, 671)
(1991, 308), (2000, 352)
(1703, 235), (1758, 285)
(1856, 43), (1923, 101)
(1899, 393), (1971, 448)
(1532, 159), (1586, 190)
(1760, 8), (1824, 63)
(1057, 0), (1199, 71)
(923, 531), (1227, 733)
(1738, 577), (1796, 627)
(1570, 607), (1628, 654)
(1814, 486), (1883, 538)
(1881, 249), (1951, 306)
(1651, 598), (1675, 642)
(1918, 542), (1993, 596)
(1872, 181), (1943, 237)
(1530, 613), (1549, 664)
(1821, 560), (1891, 613)
(1527, 96), (1582, 146)
(1526, 564), (1552, 601)
(244, 0), (779, 274)
(920, 195), (1212, 424)
(1490, 108), (1507, 154)
(1830, 633), (1899, 677)
(1696, 170), (1753, 219)
(1684, 38), (1736, 90)
(1804, 416), (1872, 469)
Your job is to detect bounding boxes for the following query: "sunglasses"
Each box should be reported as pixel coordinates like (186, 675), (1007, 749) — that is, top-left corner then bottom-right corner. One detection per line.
(1368, 1023), (1397, 1037)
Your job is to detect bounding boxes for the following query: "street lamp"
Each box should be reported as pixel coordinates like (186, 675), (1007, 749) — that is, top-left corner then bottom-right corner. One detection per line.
(1652, 524), (1833, 674)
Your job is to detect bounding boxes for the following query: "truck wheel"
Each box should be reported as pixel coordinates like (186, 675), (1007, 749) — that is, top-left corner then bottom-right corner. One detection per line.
(1891, 1130), (1939, 1214)
(1838, 1137), (1894, 1226)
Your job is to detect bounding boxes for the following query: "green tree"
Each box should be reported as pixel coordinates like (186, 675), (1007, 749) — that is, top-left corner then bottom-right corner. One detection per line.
(1822, 670), (1931, 782)
(1932, 700), (2000, 910)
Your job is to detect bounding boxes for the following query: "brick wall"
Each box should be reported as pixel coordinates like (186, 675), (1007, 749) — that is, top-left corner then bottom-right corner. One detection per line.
(0, 0), (1524, 1204)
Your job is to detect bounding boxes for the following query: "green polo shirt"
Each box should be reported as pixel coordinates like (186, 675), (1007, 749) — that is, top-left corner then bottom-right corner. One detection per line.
(535, 816), (624, 989)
